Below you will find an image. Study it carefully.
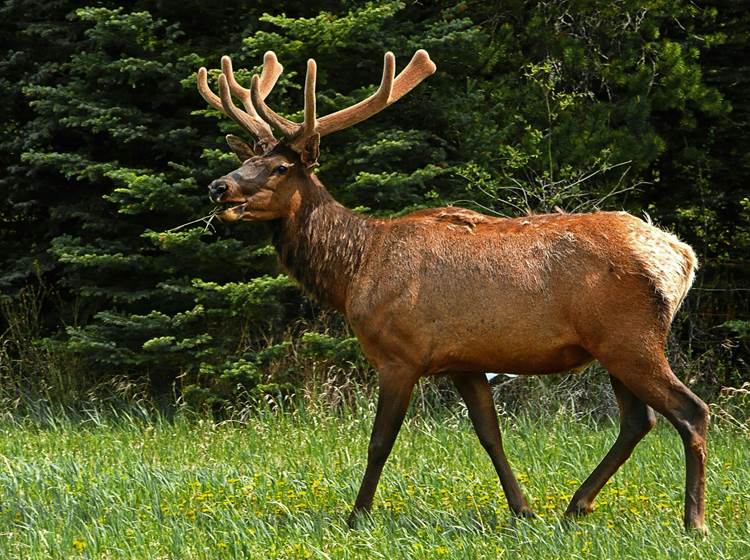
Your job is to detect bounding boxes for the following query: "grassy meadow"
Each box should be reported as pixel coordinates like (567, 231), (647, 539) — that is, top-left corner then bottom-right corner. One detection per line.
(0, 400), (748, 559)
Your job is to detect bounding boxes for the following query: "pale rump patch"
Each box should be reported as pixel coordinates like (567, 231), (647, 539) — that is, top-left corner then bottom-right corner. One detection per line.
(625, 219), (698, 320)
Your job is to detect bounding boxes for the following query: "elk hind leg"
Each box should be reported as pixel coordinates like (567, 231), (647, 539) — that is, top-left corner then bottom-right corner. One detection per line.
(452, 373), (533, 517)
(600, 351), (709, 532)
(566, 374), (656, 515)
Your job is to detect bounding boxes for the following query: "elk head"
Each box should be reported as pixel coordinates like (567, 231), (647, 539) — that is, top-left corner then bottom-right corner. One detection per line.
(197, 50), (436, 221)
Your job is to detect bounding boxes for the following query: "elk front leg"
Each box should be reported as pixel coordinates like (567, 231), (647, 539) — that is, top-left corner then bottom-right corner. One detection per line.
(452, 373), (533, 517)
(348, 370), (417, 527)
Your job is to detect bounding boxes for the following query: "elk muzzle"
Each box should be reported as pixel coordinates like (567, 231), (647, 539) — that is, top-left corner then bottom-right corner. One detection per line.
(208, 179), (229, 202)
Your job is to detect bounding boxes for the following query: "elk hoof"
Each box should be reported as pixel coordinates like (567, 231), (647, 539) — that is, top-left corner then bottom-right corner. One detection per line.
(347, 509), (369, 529)
(564, 503), (594, 516)
(686, 521), (709, 536)
(512, 506), (536, 519)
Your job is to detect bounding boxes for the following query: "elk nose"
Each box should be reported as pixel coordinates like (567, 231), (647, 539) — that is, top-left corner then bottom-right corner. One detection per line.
(208, 180), (228, 202)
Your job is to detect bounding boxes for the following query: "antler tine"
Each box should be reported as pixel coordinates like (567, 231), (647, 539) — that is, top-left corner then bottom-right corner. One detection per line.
(221, 56), (266, 122)
(388, 50), (437, 104)
(250, 75), (298, 138)
(292, 58), (318, 143)
(257, 51), (284, 99)
(316, 50), (435, 137)
(249, 51), (304, 138)
(197, 66), (224, 113)
(222, 54), (283, 104)
(217, 73), (274, 145)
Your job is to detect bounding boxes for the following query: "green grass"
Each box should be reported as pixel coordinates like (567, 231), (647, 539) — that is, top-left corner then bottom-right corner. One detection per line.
(0, 403), (748, 559)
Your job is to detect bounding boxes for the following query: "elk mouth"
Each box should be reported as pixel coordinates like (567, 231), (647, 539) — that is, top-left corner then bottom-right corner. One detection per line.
(214, 200), (247, 220)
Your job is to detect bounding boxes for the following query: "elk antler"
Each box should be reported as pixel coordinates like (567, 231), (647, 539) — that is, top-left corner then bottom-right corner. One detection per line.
(199, 50), (436, 156)
(249, 50), (436, 151)
(318, 50), (436, 136)
(197, 51), (283, 150)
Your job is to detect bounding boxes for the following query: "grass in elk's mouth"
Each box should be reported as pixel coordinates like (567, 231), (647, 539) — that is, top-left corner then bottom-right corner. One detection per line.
(167, 197), (250, 233)
(167, 206), (224, 233)
(219, 200), (246, 213)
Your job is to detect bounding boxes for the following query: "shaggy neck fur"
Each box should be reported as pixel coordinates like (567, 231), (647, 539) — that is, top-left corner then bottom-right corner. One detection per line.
(270, 174), (374, 311)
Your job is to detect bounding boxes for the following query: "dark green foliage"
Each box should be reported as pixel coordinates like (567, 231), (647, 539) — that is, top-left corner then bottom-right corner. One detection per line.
(0, 0), (747, 409)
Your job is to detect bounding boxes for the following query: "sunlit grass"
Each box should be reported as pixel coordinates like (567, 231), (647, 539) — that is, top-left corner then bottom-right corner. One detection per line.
(0, 402), (748, 558)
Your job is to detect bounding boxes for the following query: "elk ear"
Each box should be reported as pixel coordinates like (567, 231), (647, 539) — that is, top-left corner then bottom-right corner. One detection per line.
(226, 134), (257, 161)
(298, 133), (320, 168)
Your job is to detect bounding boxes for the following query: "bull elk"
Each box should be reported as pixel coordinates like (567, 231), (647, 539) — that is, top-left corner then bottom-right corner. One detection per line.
(196, 49), (709, 532)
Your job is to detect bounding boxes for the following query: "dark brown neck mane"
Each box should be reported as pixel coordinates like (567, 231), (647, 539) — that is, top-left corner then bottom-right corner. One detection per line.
(270, 174), (374, 311)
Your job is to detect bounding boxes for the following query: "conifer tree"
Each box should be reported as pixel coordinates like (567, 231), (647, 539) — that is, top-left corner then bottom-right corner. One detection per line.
(1, 1), (744, 406)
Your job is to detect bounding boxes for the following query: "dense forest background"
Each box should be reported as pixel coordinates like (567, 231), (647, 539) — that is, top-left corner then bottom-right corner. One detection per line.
(0, 0), (747, 413)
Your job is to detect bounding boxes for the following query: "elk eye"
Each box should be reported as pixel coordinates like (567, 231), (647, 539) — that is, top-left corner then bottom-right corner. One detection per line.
(273, 165), (288, 175)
